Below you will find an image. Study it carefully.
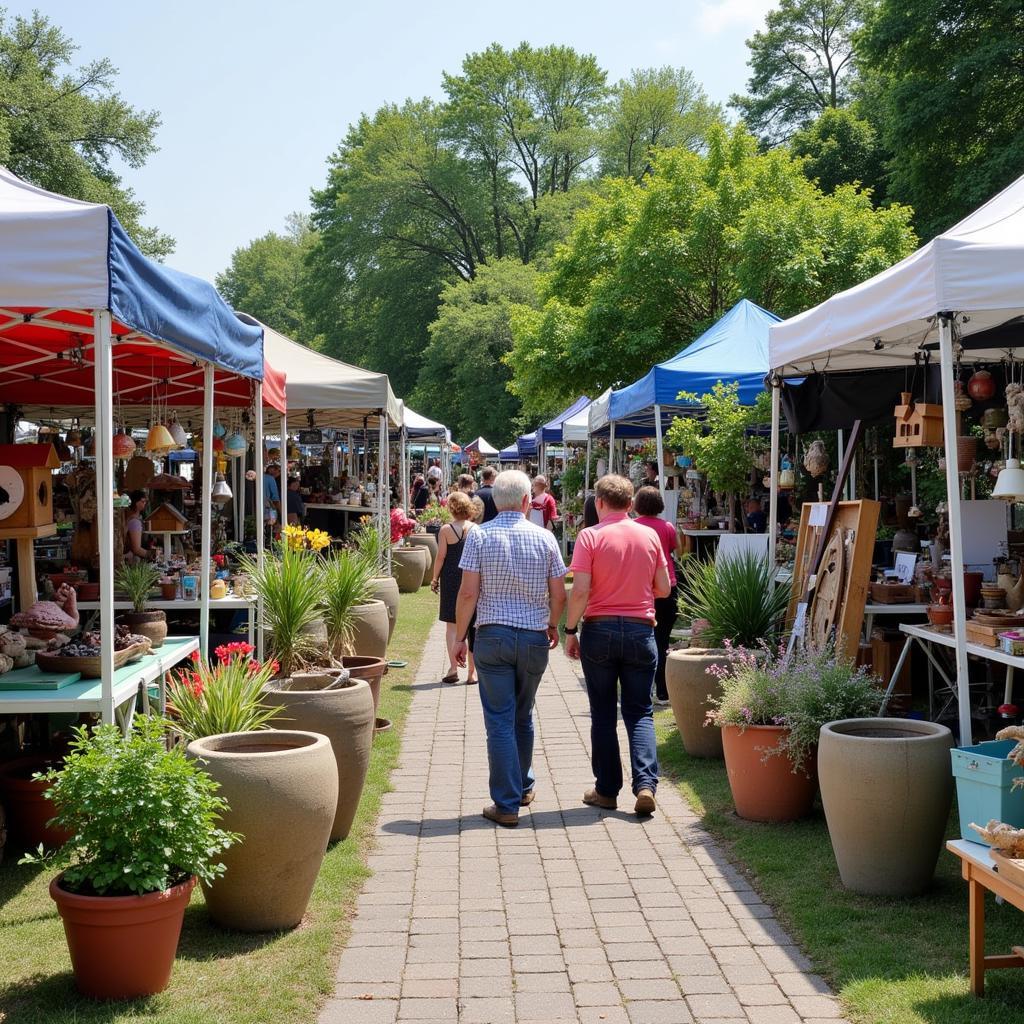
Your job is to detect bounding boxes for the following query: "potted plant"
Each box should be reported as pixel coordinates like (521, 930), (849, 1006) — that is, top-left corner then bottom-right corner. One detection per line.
(411, 503), (450, 571)
(707, 642), (882, 822)
(353, 523), (400, 642)
(21, 718), (236, 999)
(667, 551), (790, 758)
(115, 561), (166, 648)
(389, 507), (427, 592)
(0, 751), (73, 850)
(170, 643), (338, 931)
(322, 548), (387, 660)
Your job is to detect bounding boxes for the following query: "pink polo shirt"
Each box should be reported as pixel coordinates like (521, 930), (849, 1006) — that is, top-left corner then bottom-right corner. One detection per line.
(634, 515), (678, 587)
(570, 512), (666, 620)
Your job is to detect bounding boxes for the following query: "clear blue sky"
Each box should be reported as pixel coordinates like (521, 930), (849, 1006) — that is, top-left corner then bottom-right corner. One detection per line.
(24, 0), (775, 282)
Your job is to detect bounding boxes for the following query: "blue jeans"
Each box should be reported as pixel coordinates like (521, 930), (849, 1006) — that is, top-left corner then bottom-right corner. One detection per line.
(474, 624), (550, 814)
(580, 619), (659, 798)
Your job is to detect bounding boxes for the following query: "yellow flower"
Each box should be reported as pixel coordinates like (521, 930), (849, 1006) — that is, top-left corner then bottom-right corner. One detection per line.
(308, 529), (331, 552)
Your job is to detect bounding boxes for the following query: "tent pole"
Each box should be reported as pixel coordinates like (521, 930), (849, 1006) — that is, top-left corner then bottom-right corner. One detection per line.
(379, 412), (391, 574)
(609, 422), (616, 474)
(939, 315), (973, 745)
(401, 427), (409, 512)
(654, 404), (666, 506)
(200, 364), (215, 660)
(93, 309), (115, 724)
(239, 431), (247, 546)
(585, 436), (592, 495)
(279, 411), (287, 527)
(768, 377), (781, 570)
(254, 382), (264, 660)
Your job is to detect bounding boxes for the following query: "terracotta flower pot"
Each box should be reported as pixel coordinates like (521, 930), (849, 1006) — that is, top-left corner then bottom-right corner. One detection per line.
(160, 582), (178, 600)
(339, 655), (389, 715)
(392, 547), (428, 593)
(721, 724), (816, 822)
(407, 533), (438, 575)
(264, 675), (375, 841)
(957, 435), (977, 473)
(125, 610), (167, 649)
(928, 602), (953, 628)
(665, 649), (727, 758)
(368, 576), (400, 643)
(347, 600), (390, 660)
(187, 731), (337, 931)
(818, 718), (953, 895)
(0, 756), (73, 850)
(50, 872), (195, 999)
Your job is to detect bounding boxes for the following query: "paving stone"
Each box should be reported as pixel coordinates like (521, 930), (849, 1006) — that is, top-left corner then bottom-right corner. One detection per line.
(627, 999), (694, 1023)
(320, 998), (398, 1024)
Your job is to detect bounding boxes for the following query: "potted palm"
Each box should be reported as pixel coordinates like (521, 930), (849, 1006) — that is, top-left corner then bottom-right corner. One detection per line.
(115, 561), (166, 648)
(21, 718), (236, 999)
(322, 548), (387, 659)
(667, 551), (790, 758)
(708, 642), (882, 822)
(353, 523), (399, 642)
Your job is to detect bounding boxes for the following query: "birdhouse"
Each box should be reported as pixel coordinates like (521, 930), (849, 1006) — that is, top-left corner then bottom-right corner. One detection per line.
(893, 392), (944, 448)
(0, 444), (60, 529)
(146, 502), (189, 533)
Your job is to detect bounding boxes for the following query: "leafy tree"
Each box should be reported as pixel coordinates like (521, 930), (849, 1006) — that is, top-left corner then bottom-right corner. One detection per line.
(600, 66), (723, 179)
(216, 214), (317, 341)
(412, 259), (541, 441)
(732, 0), (868, 145)
(858, 0), (1024, 239)
(790, 106), (886, 197)
(0, 10), (171, 257)
(507, 124), (916, 413)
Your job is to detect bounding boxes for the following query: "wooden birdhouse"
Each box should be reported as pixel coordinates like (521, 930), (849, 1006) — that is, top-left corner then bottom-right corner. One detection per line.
(893, 392), (944, 448)
(146, 503), (189, 533)
(0, 444), (60, 530)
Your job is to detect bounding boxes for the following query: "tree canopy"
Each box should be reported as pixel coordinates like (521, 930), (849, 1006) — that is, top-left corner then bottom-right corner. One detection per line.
(507, 124), (916, 415)
(790, 106), (886, 198)
(0, 10), (171, 257)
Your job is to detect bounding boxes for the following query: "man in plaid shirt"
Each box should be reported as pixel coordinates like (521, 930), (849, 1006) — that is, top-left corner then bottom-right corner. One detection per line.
(455, 470), (568, 826)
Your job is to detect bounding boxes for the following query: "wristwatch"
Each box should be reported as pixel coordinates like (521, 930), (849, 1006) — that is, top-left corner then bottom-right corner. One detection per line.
(564, 625), (578, 635)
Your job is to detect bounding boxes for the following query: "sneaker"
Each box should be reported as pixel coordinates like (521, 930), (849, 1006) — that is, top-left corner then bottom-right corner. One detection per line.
(653, 697), (671, 707)
(582, 788), (617, 810)
(634, 789), (656, 816)
(482, 804), (519, 827)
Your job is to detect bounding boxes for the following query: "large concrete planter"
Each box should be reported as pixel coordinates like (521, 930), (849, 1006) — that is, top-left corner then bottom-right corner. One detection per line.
(187, 730), (337, 931)
(722, 724), (816, 822)
(665, 649), (728, 758)
(819, 718), (953, 896)
(392, 547), (428, 593)
(407, 533), (438, 576)
(348, 600), (389, 660)
(264, 675), (374, 842)
(368, 576), (400, 643)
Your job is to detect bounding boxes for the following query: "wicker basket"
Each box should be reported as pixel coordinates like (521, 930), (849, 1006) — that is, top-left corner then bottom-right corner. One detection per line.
(35, 639), (151, 679)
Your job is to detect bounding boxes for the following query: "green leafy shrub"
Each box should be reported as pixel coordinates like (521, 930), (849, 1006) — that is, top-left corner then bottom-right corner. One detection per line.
(321, 548), (374, 653)
(115, 561), (162, 612)
(21, 718), (237, 896)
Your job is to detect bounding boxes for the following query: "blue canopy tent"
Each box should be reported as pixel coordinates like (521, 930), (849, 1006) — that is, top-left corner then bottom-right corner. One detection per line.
(538, 396), (591, 443)
(516, 430), (538, 458)
(498, 444), (521, 462)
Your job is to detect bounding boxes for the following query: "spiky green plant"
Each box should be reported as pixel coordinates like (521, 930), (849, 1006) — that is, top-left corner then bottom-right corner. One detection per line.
(680, 549), (791, 648)
(352, 521), (387, 576)
(321, 548), (374, 654)
(115, 561), (162, 612)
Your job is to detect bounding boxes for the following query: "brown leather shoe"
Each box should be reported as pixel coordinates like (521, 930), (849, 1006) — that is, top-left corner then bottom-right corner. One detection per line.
(583, 788), (617, 810)
(634, 789), (656, 816)
(483, 804), (519, 827)
(520, 789), (536, 807)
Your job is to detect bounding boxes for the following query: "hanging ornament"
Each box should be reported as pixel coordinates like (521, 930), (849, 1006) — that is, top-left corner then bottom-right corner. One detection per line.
(145, 423), (178, 457)
(224, 431), (246, 458)
(212, 436), (225, 454)
(212, 421), (227, 439)
(953, 380), (972, 412)
(112, 428), (137, 460)
(166, 416), (188, 449)
(211, 473), (233, 504)
(803, 439), (829, 478)
(968, 369), (996, 401)
(66, 425), (82, 447)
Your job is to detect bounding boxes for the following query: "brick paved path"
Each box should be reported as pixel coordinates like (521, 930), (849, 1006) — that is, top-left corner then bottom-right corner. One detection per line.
(320, 621), (847, 1024)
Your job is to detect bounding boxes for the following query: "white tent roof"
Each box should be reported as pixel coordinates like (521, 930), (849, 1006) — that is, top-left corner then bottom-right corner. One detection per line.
(587, 389), (612, 435)
(397, 402), (450, 441)
(564, 395), (597, 442)
(240, 314), (402, 427)
(770, 173), (1024, 375)
(464, 437), (499, 455)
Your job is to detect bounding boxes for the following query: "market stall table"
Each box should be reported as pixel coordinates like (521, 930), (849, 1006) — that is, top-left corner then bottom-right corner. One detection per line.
(946, 839), (1024, 996)
(680, 527), (729, 560)
(304, 502), (371, 540)
(78, 596), (257, 646)
(0, 635), (198, 731)
(862, 602), (929, 638)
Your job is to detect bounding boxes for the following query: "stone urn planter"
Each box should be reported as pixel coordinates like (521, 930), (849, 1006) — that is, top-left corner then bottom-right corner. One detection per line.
(392, 546), (428, 593)
(368, 576), (400, 643)
(665, 649), (728, 758)
(721, 724), (817, 822)
(347, 600), (390, 660)
(187, 730), (337, 931)
(0, 755), (73, 850)
(340, 654), (390, 731)
(125, 610), (167, 649)
(818, 718), (953, 896)
(264, 674), (375, 842)
(407, 533), (438, 576)
(50, 873), (195, 999)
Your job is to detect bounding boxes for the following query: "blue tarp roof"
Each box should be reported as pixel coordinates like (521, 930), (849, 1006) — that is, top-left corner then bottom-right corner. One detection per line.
(538, 395), (590, 443)
(608, 300), (780, 426)
(499, 444), (520, 460)
(516, 430), (537, 457)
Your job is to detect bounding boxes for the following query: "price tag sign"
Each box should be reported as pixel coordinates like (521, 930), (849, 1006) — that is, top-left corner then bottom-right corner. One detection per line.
(808, 503), (828, 527)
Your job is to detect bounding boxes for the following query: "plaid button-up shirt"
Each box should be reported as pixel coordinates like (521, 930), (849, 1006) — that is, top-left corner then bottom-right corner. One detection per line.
(459, 511), (567, 631)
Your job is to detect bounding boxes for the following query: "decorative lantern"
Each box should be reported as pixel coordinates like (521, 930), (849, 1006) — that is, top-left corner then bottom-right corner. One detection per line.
(167, 417), (188, 449)
(112, 428), (137, 460)
(66, 426), (82, 446)
(211, 473), (233, 504)
(224, 431), (246, 458)
(968, 369), (996, 402)
(145, 424), (178, 457)
(212, 421), (227, 439)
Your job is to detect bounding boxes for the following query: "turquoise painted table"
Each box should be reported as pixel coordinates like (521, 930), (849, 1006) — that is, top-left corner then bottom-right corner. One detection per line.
(0, 636), (199, 728)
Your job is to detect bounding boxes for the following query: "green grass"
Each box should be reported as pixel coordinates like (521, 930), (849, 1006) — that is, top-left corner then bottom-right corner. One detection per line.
(656, 710), (1024, 1024)
(0, 588), (438, 1024)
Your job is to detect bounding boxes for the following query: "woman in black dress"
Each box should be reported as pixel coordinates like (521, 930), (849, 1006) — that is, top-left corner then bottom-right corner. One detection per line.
(430, 490), (478, 684)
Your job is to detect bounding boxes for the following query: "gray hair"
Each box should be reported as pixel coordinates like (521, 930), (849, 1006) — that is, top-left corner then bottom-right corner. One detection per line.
(493, 469), (531, 511)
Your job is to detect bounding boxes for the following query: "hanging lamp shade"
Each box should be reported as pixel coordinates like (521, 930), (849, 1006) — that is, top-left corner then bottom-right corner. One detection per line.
(112, 429), (137, 460)
(212, 473), (233, 504)
(224, 431), (246, 458)
(145, 423), (178, 456)
(212, 436), (225, 454)
(167, 417), (188, 449)
(66, 427), (82, 446)
(212, 421), (227, 439)
(992, 458), (1024, 501)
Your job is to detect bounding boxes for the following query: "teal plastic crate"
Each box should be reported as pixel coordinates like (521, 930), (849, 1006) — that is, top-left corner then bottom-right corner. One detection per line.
(951, 739), (1024, 845)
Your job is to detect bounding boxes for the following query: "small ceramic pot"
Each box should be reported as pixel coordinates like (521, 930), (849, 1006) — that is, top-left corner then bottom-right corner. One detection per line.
(927, 603), (953, 628)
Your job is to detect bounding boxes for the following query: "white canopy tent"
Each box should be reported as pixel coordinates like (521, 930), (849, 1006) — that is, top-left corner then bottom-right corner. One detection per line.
(464, 437), (500, 456)
(769, 172), (1024, 746)
(395, 401), (452, 508)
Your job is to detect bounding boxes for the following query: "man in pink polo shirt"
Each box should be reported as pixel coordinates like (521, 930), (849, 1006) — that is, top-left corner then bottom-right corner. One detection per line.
(564, 474), (671, 816)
